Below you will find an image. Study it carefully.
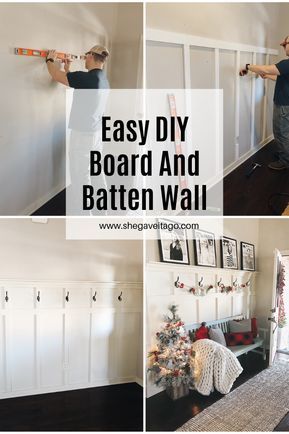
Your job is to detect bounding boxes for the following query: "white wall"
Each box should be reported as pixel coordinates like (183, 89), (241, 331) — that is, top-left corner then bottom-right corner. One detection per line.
(0, 3), (142, 215)
(0, 218), (142, 282)
(147, 3), (289, 52)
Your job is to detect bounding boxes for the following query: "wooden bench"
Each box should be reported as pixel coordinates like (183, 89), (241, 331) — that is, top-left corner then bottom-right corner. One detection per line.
(186, 316), (267, 360)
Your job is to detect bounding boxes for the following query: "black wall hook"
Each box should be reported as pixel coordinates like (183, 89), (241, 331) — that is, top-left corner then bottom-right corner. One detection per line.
(198, 276), (204, 287)
(118, 291), (123, 302)
(4, 291), (8, 302)
(65, 291), (70, 302)
(37, 291), (40, 302)
(92, 291), (97, 302)
(174, 276), (180, 288)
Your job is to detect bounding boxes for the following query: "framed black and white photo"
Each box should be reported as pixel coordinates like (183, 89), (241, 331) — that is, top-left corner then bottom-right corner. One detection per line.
(240, 242), (255, 271)
(193, 229), (216, 267)
(221, 236), (238, 269)
(158, 218), (190, 265)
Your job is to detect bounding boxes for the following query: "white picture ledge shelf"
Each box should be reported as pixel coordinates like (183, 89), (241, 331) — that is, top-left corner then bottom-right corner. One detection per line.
(147, 261), (258, 275)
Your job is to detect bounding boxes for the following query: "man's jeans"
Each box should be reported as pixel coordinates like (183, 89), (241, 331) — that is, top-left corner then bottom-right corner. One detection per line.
(273, 104), (289, 167)
(68, 130), (107, 215)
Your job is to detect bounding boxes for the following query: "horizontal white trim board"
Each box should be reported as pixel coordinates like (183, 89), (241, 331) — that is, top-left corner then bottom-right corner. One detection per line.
(0, 279), (142, 290)
(147, 28), (279, 55)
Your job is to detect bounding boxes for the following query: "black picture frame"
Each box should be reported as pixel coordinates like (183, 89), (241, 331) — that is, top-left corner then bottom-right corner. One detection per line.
(193, 229), (217, 267)
(240, 242), (255, 271)
(220, 236), (238, 269)
(158, 218), (190, 265)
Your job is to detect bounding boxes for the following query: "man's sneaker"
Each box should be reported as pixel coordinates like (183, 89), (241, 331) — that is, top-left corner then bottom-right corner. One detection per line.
(268, 160), (288, 171)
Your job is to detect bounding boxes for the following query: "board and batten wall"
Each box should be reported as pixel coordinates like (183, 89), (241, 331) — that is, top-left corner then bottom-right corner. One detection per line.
(0, 3), (142, 215)
(146, 3), (289, 176)
(146, 218), (260, 398)
(0, 219), (143, 398)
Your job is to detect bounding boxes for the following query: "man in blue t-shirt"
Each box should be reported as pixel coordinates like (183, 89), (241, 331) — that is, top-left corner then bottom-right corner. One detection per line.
(240, 36), (289, 171)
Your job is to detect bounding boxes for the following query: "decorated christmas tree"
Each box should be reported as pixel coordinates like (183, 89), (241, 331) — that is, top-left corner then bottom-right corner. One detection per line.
(148, 305), (193, 395)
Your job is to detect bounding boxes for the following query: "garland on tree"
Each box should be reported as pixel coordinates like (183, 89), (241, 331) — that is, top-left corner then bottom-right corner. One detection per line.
(147, 305), (194, 388)
(278, 263), (287, 328)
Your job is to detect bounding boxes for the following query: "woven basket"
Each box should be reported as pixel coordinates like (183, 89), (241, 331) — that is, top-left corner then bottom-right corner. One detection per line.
(166, 383), (190, 400)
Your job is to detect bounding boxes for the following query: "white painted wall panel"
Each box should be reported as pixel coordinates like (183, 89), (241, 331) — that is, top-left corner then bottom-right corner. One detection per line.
(7, 286), (34, 310)
(39, 287), (63, 309)
(146, 41), (185, 88)
(66, 311), (90, 385)
(190, 47), (215, 88)
(90, 310), (116, 381)
(116, 312), (139, 378)
(233, 293), (244, 316)
(66, 287), (91, 309)
(218, 294), (232, 318)
(38, 311), (64, 388)
(198, 295), (217, 321)
(8, 312), (35, 392)
(239, 52), (252, 156)
(177, 296), (198, 324)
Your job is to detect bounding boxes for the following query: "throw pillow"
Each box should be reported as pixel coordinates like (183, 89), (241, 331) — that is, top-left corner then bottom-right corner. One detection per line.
(251, 317), (258, 338)
(225, 331), (254, 346)
(209, 327), (227, 346)
(195, 325), (209, 340)
(229, 319), (251, 333)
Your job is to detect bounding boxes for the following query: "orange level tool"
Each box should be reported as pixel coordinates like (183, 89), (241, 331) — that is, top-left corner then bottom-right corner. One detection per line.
(15, 47), (85, 60)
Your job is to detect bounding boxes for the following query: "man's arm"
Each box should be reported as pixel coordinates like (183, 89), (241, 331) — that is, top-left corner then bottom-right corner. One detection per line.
(46, 50), (70, 86)
(240, 63), (280, 77)
(260, 74), (277, 81)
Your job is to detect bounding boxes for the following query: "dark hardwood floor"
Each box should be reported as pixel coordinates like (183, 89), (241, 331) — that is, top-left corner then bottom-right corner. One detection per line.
(0, 382), (143, 431)
(32, 189), (66, 216)
(32, 141), (289, 217)
(223, 140), (289, 215)
(146, 351), (268, 432)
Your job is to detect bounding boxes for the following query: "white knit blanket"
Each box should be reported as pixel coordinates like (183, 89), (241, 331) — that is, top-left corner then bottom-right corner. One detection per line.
(191, 339), (243, 396)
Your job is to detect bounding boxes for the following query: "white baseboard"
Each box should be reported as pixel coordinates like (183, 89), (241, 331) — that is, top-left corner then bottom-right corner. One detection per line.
(135, 376), (143, 387)
(223, 136), (273, 178)
(0, 376), (137, 400)
(20, 182), (65, 216)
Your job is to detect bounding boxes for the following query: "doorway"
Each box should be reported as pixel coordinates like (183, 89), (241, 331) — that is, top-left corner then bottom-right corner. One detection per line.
(277, 255), (289, 354)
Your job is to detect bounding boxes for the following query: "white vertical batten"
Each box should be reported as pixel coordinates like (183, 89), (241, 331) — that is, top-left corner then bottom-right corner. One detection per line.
(235, 51), (240, 161)
(251, 52), (257, 149)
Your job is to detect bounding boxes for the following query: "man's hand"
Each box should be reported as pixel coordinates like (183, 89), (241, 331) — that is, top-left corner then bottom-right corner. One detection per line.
(46, 49), (58, 62)
(46, 49), (69, 86)
(63, 57), (72, 73)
